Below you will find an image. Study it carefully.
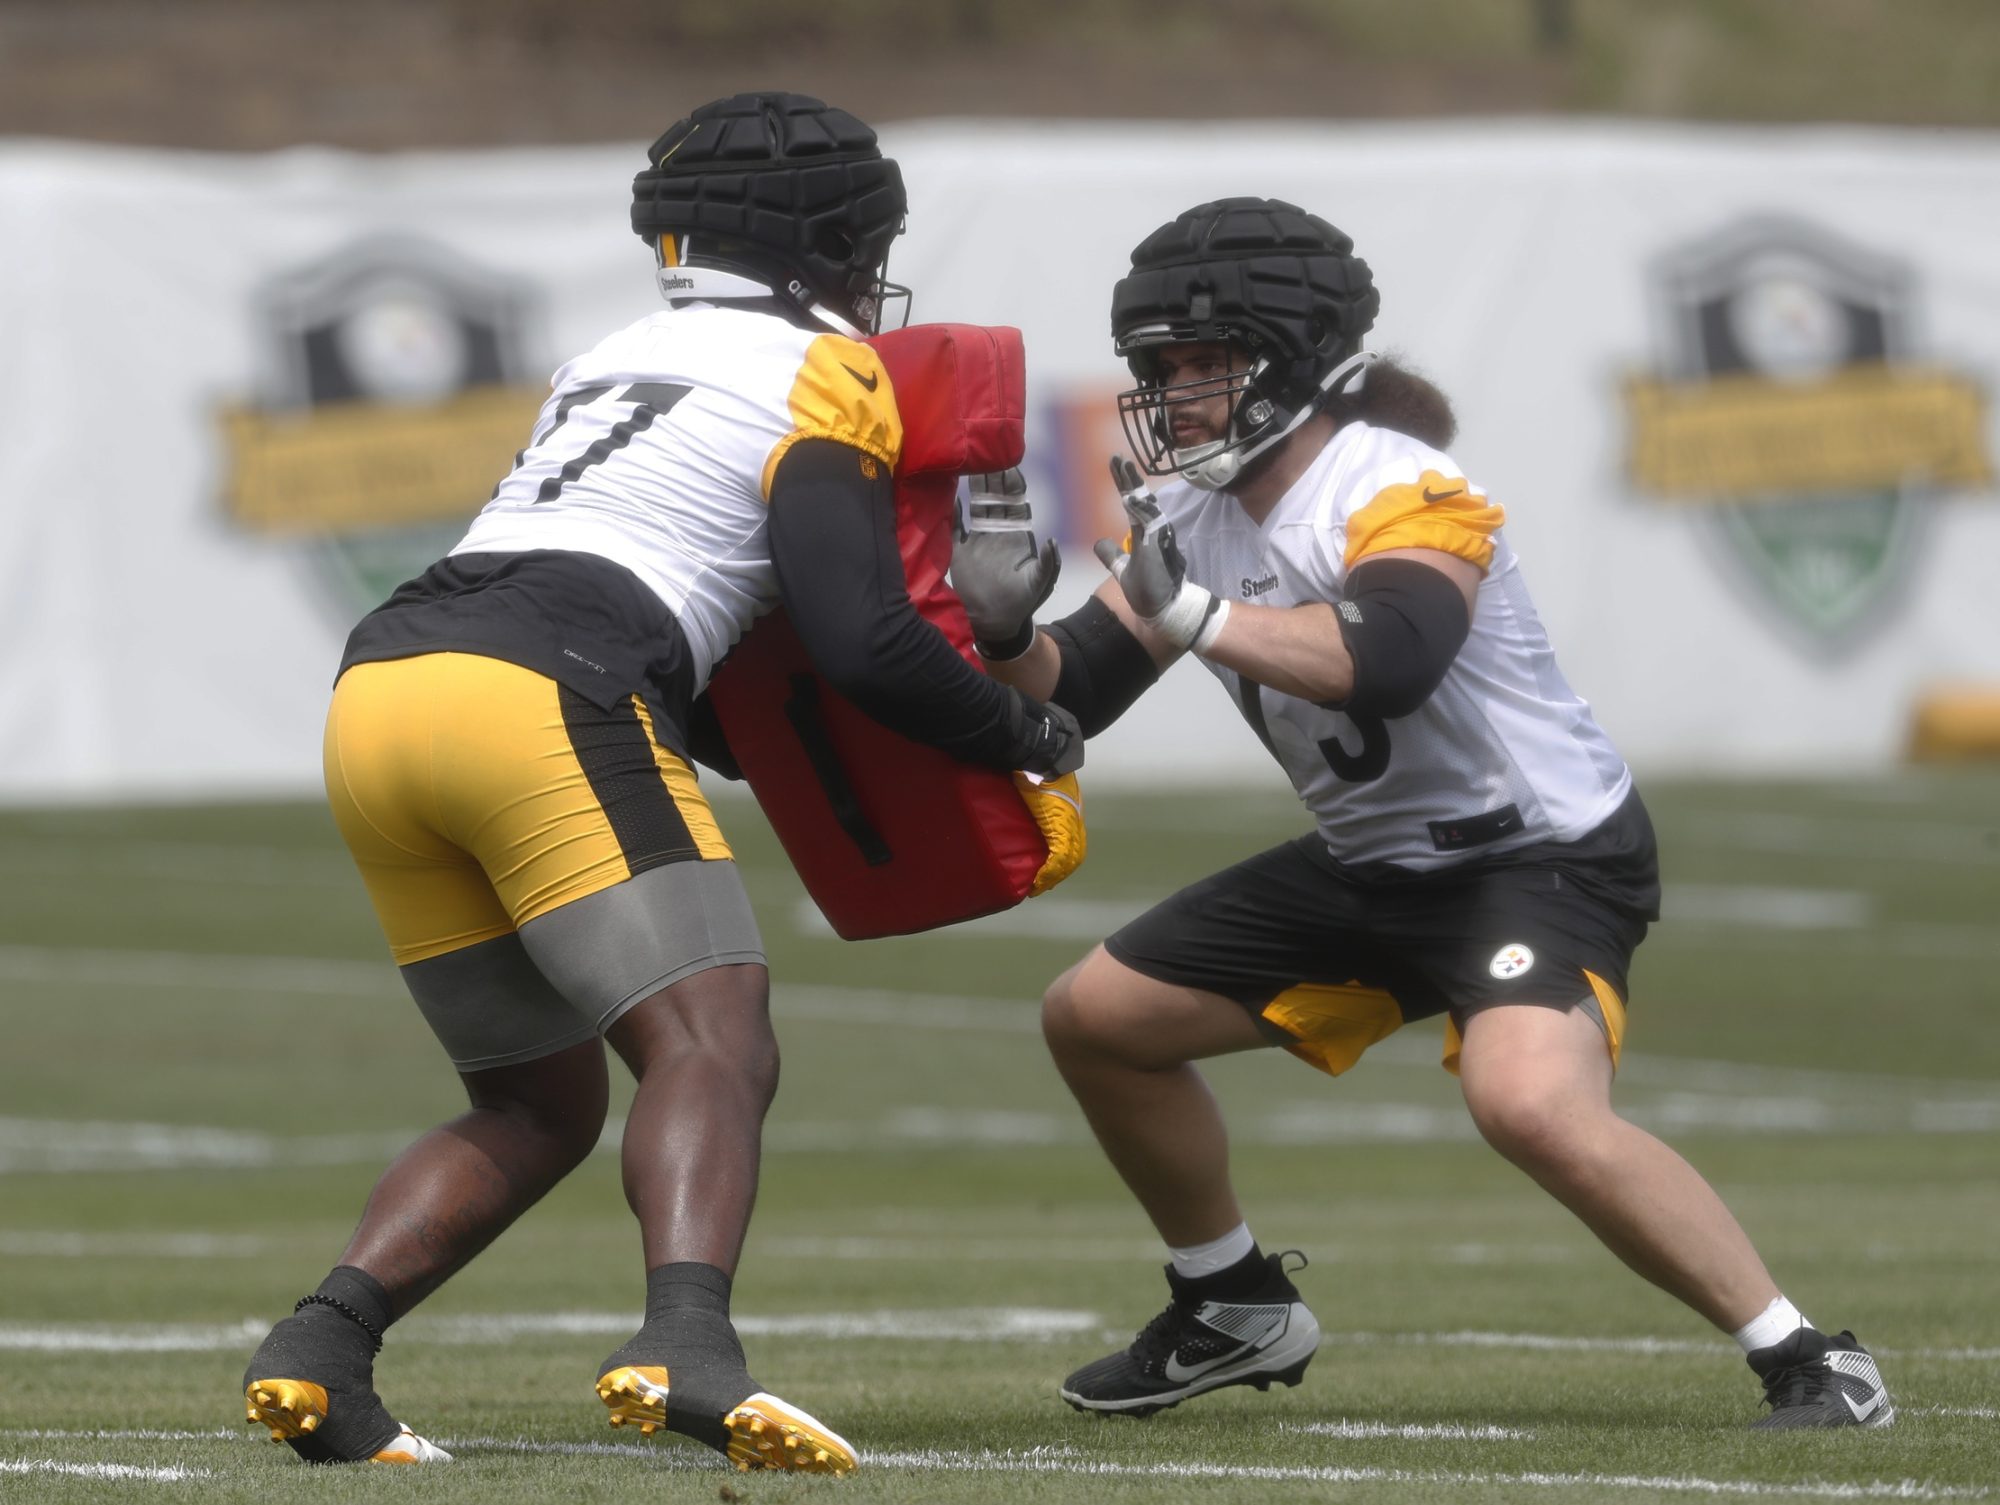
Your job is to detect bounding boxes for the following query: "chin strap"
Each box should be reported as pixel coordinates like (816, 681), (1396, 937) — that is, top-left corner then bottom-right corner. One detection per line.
(1175, 349), (1379, 492)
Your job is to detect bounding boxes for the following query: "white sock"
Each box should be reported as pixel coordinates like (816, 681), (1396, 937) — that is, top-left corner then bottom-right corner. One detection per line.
(1733, 1295), (1812, 1355)
(1168, 1223), (1256, 1280)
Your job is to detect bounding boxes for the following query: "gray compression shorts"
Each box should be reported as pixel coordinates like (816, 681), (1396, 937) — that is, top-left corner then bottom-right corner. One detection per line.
(396, 858), (765, 1071)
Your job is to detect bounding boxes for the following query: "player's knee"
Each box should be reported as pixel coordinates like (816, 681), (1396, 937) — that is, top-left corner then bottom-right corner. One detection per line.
(609, 964), (780, 1105)
(1463, 1078), (1592, 1170)
(468, 1047), (612, 1170)
(538, 1096), (610, 1171)
(1041, 958), (1142, 1065)
(1040, 969), (1084, 1048)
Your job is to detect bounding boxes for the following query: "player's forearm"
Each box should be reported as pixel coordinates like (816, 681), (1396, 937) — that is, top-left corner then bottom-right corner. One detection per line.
(1200, 601), (1356, 705)
(978, 628), (1060, 700)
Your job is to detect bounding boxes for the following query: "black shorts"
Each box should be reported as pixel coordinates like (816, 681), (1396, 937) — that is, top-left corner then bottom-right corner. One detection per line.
(1104, 789), (1661, 1077)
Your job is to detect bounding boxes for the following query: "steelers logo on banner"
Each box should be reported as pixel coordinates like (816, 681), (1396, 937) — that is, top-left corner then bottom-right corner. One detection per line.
(219, 237), (547, 622)
(1623, 215), (1990, 652)
(1488, 943), (1536, 981)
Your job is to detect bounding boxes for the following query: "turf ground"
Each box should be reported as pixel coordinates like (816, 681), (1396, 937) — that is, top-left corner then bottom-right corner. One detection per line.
(2, 773), (1997, 1502)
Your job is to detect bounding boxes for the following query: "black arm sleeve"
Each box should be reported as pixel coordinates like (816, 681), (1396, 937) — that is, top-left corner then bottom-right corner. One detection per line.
(767, 438), (1028, 769)
(1047, 597), (1161, 737)
(1334, 557), (1474, 719)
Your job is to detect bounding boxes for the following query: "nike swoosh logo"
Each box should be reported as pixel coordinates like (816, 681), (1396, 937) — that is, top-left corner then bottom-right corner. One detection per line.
(1842, 1389), (1882, 1422)
(1423, 486), (1463, 502)
(840, 363), (879, 392)
(1163, 1349), (1245, 1383)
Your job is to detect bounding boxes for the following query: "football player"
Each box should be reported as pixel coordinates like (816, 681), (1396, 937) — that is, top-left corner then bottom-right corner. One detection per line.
(953, 197), (1891, 1430)
(240, 92), (1081, 1473)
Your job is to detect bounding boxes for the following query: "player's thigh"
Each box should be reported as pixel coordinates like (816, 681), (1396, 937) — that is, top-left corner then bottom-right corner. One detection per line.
(1454, 1000), (1616, 1142)
(328, 658), (609, 1070)
(517, 859), (765, 1041)
(1404, 859), (1648, 1078)
(1045, 945), (1271, 1068)
(1088, 837), (1403, 1076)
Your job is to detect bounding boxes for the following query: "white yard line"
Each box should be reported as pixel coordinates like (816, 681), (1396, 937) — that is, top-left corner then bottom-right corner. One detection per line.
(797, 884), (1898, 941)
(0, 1308), (1099, 1353)
(1679, 811), (2000, 868)
(0, 1431), (238, 1442)
(0, 1458), (209, 1482)
(0, 840), (355, 887)
(5, 1431), (1987, 1496)
(0, 944), (395, 997)
(10, 1070), (1999, 1176)
(2, 1315), (1990, 1363)
(6, 940), (1993, 1098)
(791, 896), (1148, 940)
(0, 1118), (415, 1174)
(15, 1227), (1969, 1273)
(773, 984), (1042, 1034)
(1666, 884), (1872, 931)
(0, 1231), (269, 1258)
(866, 1447), (1991, 1498)
(1285, 1420), (1534, 1439)
(422, 1308), (1101, 1343)
(2, 939), (1993, 1099)
(3, 953), (1996, 1173)
(1669, 920), (2000, 964)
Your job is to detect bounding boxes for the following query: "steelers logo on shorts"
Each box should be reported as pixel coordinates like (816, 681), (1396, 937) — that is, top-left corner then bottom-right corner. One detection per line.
(1488, 942), (1535, 980)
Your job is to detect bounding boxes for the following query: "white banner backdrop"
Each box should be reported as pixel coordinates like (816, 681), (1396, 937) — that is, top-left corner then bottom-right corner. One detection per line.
(1, 121), (1995, 803)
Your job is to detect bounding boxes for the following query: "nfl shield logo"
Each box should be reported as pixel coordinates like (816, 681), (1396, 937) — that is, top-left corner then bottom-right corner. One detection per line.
(221, 238), (547, 622)
(1626, 217), (1989, 650)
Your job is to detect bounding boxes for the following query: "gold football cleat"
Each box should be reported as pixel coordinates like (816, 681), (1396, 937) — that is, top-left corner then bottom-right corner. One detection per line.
(244, 1379), (451, 1462)
(596, 1367), (857, 1473)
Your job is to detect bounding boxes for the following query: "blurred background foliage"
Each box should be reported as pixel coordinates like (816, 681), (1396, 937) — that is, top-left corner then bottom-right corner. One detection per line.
(1, 0), (1995, 150)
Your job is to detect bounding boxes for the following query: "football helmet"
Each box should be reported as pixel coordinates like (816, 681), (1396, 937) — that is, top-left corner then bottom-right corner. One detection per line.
(631, 92), (910, 337)
(1111, 197), (1380, 490)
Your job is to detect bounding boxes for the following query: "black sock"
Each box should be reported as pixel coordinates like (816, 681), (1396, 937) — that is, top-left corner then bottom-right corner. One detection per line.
(317, 1266), (395, 1338)
(600, 1262), (755, 1453)
(1178, 1245), (1270, 1301)
(243, 1266), (400, 1463)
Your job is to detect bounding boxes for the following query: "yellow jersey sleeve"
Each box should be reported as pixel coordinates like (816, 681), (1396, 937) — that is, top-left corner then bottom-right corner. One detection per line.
(760, 335), (905, 499)
(1342, 468), (1505, 572)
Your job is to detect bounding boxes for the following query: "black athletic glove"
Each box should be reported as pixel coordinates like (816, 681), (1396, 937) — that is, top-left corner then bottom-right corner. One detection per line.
(1003, 687), (1085, 777)
(950, 468), (1060, 661)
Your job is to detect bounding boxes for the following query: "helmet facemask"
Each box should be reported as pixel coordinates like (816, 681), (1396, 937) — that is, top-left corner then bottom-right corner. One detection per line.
(1116, 328), (1376, 491)
(1108, 197), (1381, 490)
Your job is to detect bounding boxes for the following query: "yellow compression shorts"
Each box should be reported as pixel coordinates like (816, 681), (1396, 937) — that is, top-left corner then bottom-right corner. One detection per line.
(324, 652), (731, 967)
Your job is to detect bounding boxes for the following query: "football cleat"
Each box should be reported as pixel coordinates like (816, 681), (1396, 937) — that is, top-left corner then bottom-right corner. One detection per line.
(242, 1297), (446, 1465)
(244, 1378), (451, 1463)
(1060, 1251), (1320, 1417)
(597, 1365), (857, 1474)
(1748, 1328), (1895, 1429)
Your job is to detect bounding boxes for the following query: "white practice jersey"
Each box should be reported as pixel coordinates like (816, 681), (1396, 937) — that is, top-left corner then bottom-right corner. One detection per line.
(1157, 421), (1632, 871)
(452, 303), (903, 690)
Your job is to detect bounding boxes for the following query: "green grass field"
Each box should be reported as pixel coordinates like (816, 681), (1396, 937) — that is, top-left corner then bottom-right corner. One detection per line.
(2, 773), (1997, 1502)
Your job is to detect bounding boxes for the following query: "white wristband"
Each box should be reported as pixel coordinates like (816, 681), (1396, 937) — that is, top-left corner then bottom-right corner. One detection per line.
(1147, 582), (1215, 650)
(1190, 595), (1231, 655)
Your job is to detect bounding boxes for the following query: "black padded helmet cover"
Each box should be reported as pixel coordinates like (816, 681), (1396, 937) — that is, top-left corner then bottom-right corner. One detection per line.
(631, 92), (908, 333)
(1111, 197), (1379, 409)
